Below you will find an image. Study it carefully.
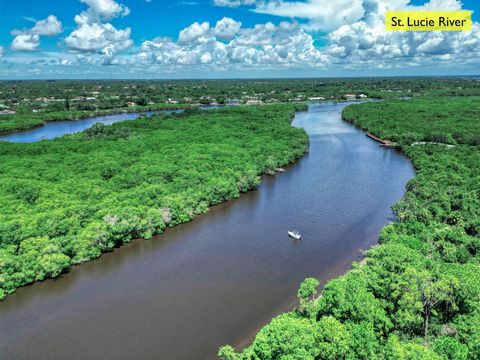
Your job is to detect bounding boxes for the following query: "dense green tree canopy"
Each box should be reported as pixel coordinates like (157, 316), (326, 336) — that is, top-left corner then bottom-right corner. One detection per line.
(0, 104), (308, 299)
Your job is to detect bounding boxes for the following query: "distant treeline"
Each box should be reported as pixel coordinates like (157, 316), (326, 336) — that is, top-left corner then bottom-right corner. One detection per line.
(1, 78), (479, 107)
(0, 104), (308, 300)
(1, 77), (479, 133)
(220, 97), (480, 359)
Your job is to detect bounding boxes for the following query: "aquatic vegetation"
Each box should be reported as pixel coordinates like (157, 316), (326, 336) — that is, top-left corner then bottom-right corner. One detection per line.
(222, 97), (480, 359)
(0, 104), (308, 299)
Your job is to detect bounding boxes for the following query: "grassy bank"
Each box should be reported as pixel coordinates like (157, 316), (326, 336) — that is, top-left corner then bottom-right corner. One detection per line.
(0, 104), (308, 300)
(221, 97), (480, 359)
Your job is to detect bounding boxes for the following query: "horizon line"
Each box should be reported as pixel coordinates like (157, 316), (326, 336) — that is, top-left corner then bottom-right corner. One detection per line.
(0, 74), (479, 81)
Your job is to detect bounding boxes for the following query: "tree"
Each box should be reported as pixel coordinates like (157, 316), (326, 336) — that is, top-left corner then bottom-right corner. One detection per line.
(315, 316), (352, 360)
(298, 278), (320, 316)
(64, 96), (70, 111)
(433, 336), (468, 360)
(317, 272), (391, 336)
(383, 335), (442, 360)
(218, 345), (238, 360)
(400, 268), (459, 344)
(248, 313), (319, 359)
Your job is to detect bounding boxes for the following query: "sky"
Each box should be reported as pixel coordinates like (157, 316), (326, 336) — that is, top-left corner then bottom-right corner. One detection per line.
(0, 0), (479, 79)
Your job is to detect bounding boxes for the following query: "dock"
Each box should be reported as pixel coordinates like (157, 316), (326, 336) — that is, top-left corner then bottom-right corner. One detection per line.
(366, 132), (397, 148)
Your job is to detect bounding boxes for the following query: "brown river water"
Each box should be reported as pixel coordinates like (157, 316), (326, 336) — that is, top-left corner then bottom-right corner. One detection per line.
(0, 102), (415, 359)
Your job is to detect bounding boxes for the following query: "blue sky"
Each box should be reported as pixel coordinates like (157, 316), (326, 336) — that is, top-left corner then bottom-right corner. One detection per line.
(0, 0), (479, 79)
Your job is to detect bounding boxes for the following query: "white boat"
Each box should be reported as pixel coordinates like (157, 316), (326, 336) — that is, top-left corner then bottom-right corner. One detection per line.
(288, 230), (302, 240)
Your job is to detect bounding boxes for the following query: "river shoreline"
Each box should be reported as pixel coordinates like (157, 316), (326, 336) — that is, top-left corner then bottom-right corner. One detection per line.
(0, 100), (365, 139)
(0, 105), (308, 301)
(0, 102), (414, 360)
(0, 105), (188, 136)
(231, 102), (415, 353)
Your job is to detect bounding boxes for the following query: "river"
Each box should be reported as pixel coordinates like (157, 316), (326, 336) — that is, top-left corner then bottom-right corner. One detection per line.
(0, 102), (414, 359)
(0, 106), (226, 143)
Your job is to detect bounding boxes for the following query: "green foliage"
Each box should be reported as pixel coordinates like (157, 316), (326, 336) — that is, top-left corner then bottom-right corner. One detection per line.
(225, 97), (480, 359)
(0, 103), (182, 134)
(433, 336), (468, 360)
(84, 122), (131, 140)
(218, 345), (239, 360)
(342, 97), (480, 145)
(314, 316), (352, 359)
(383, 335), (442, 360)
(317, 271), (392, 337)
(3, 78), (479, 133)
(0, 104), (308, 298)
(297, 277), (319, 316)
(246, 313), (320, 360)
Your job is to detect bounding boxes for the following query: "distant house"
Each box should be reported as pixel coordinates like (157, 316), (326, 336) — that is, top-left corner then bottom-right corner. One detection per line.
(127, 101), (137, 107)
(226, 99), (241, 105)
(0, 110), (15, 115)
(35, 97), (64, 102)
(166, 98), (179, 104)
(246, 99), (263, 106)
(358, 94), (368, 99)
(344, 94), (356, 100)
(308, 96), (325, 101)
(72, 96), (92, 101)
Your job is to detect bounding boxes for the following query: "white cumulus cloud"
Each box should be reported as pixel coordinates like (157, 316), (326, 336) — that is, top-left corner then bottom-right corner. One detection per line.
(213, 0), (480, 70)
(66, 0), (133, 64)
(214, 17), (242, 40)
(324, 0), (480, 68)
(135, 18), (328, 69)
(11, 15), (63, 51)
(253, 0), (365, 32)
(213, 0), (365, 31)
(75, 0), (130, 25)
(31, 15), (63, 36)
(212, 0), (257, 7)
(213, 0), (466, 32)
(66, 23), (132, 52)
(11, 34), (41, 51)
(178, 22), (211, 44)
(5, 0), (479, 75)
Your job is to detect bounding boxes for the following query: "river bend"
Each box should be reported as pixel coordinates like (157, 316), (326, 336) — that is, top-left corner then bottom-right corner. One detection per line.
(0, 102), (414, 359)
